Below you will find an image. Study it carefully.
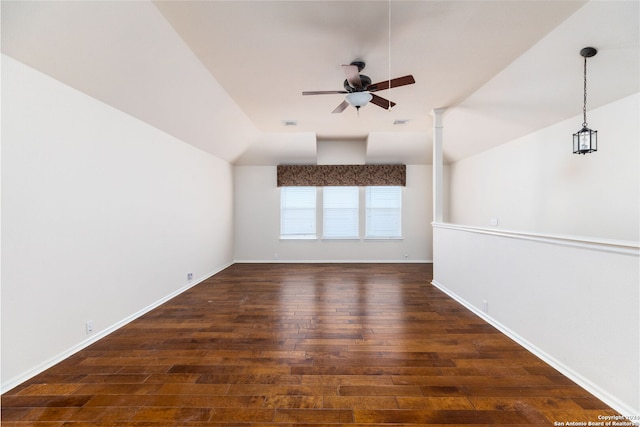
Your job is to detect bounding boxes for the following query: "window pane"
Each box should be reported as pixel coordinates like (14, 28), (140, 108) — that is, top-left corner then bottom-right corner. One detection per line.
(366, 186), (402, 238)
(323, 186), (359, 239)
(281, 187), (316, 237)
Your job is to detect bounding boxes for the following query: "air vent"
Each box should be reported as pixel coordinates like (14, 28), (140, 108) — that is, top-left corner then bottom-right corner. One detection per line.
(393, 119), (409, 125)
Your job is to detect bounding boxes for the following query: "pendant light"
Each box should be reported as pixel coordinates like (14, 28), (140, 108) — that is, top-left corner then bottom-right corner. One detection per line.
(573, 47), (598, 155)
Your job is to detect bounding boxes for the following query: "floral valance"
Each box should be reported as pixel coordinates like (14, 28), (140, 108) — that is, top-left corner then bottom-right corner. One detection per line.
(277, 164), (406, 187)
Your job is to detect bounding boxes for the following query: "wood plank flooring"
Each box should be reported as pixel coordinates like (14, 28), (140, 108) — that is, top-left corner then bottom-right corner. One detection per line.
(2, 263), (621, 426)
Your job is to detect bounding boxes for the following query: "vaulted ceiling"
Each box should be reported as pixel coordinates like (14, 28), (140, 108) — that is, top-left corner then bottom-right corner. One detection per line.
(2, 1), (638, 165)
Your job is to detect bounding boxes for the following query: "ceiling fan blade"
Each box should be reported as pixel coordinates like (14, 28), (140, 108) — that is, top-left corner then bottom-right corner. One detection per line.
(368, 75), (415, 92)
(302, 90), (348, 95)
(332, 100), (350, 114)
(342, 64), (363, 90)
(370, 93), (396, 110)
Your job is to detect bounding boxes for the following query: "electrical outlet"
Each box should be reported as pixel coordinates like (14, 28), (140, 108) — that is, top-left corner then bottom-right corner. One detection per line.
(85, 321), (94, 335)
(404, 253), (409, 259)
(187, 273), (193, 280)
(482, 300), (489, 313)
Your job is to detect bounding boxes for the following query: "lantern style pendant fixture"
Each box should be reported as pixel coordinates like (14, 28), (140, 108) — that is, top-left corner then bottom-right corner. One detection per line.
(573, 47), (598, 155)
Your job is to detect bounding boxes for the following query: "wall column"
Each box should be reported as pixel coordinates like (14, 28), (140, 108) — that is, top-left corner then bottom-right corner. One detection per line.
(432, 108), (446, 223)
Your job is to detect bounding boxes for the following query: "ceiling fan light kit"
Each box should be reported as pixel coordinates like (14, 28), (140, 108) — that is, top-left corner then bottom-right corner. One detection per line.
(303, 61), (415, 114)
(346, 92), (373, 109)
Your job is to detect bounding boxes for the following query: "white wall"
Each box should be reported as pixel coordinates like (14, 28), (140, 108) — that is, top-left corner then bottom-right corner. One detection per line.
(1, 1), (261, 163)
(317, 139), (366, 165)
(234, 165), (432, 262)
(1, 56), (235, 390)
(433, 225), (639, 415)
(434, 94), (640, 415)
(448, 93), (640, 241)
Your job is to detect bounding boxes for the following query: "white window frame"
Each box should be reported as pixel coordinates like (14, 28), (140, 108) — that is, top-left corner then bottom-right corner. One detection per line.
(280, 186), (317, 239)
(365, 186), (402, 239)
(322, 186), (360, 239)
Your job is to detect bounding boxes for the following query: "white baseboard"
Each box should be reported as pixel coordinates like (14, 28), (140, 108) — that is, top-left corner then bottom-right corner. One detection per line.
(431, 279), (640, 422)
(1, 263), (232, 394)
(233, 259), (433, 263)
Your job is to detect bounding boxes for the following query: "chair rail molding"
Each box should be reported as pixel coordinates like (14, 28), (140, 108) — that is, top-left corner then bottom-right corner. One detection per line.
(432, 222), (639, 256)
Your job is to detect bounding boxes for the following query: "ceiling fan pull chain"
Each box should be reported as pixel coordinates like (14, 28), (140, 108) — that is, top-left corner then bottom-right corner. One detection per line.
(388, 0), (392, 110)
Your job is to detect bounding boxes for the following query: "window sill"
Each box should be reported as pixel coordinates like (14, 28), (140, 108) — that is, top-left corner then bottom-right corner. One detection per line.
(279, 236), (404, 241)
(364, 237), (403, 240)
(321, 237), (360, 241)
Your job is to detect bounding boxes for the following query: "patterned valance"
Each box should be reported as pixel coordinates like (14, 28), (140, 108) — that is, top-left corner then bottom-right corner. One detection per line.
(277, 164), (406, 187)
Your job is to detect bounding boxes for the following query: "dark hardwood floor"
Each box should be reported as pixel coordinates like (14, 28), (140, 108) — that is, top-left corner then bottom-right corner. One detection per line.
(2, 263), (619, 425)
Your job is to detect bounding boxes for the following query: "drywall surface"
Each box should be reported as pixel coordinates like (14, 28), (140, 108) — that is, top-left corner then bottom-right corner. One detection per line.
(233, 165), (432, 262)
(448, 93), (639, 242)
(1, 55), (234, 390)
(436, 93), (640, 415)
(433, 224), (639, 416)
(1, 0), (260, 163)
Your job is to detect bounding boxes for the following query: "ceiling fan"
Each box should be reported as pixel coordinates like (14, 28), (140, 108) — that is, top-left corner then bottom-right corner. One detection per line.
(302, 61), (415, 113)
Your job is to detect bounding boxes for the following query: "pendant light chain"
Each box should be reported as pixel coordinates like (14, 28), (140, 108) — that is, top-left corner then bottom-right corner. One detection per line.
(582, 55), (588, 127)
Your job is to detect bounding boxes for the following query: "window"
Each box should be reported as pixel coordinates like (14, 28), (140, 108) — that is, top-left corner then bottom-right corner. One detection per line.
(323, 186), (359, 239)
(280, 187), (316, 238)
(366, 186), (402, 238)
(280, 186), (402, 240)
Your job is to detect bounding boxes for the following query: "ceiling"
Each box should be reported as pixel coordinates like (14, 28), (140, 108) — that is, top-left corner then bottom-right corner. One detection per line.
(2, 1), (639, 165)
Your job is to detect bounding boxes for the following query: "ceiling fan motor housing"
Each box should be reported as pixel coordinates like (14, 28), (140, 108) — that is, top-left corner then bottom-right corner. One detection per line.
(344, 75), (372, 92)
(350, 60), (366, 71)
